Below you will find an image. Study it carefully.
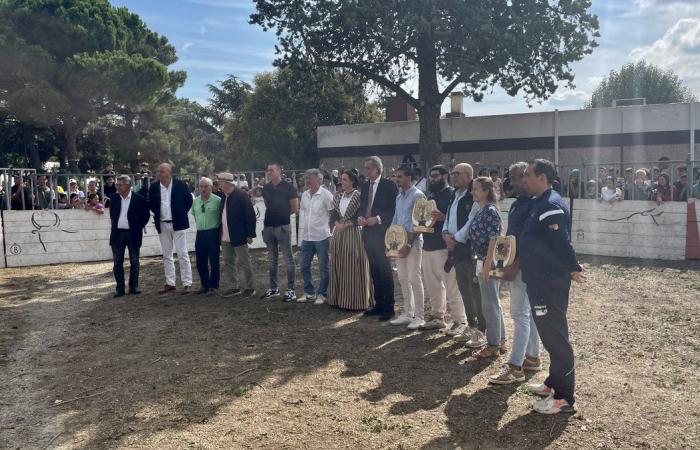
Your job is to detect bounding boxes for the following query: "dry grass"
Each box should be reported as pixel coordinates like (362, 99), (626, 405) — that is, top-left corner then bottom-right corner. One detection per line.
(0, 251), (698, 449)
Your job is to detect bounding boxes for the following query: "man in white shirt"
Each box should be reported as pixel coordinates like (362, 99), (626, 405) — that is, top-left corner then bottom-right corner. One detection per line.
(298, 168), (334, 304)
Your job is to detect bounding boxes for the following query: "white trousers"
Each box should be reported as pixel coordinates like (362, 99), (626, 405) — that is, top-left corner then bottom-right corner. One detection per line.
(159, 222), (193, 287)
(423, 249), (467, 323)
(396, 240), (425, 320)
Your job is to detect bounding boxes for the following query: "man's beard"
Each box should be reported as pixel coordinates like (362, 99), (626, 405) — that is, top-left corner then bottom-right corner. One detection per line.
(428, 180), (446, 193)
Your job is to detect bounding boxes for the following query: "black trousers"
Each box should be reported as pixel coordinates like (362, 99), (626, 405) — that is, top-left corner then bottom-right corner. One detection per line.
(453, 243), (485, 331)
(112, 230), (140, 292)
(527, 276), (575, 405)
(195, 229), (220, 289)
(362, 228), (394, 314)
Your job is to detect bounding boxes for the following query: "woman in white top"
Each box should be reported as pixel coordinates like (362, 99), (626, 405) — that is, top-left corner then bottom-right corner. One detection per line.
(599, 176), (623, 204)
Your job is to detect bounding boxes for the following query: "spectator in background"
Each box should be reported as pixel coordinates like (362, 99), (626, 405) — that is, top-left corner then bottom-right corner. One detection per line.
(623, 167), (634, 187)
(87, 180), (102, 203)
(675, 175), (689, 202)
(322, 170), (336, 194)
(585, 180), (597, 199)
(236, 173), (249, 190)
(502, 169), (513, 199)
(11, 174), (33, 210)
(86, 193), (105, 214)
(104, 162), (115, 174)
(413, 167), (427, 193)
(69, 193), (82, 209)
(692, 171), (700, 199)
(139, 162), (152, 194)
(566, 170), (583, 199)
(57, 192), (68, 209)
(674, 167), (687, 198)
(478, 168), (489, 177)
(103, 176), (117, 204)
(597, 167), (608, 188)
(599, 176), (623, 204)
(68, 179), (85, 200)
(490, 169), (503, 199)
(625, 169), (650, 200)
(251, 186), (265, 206)
(35, 175), (54, 209)
(653, 173), (676, 204)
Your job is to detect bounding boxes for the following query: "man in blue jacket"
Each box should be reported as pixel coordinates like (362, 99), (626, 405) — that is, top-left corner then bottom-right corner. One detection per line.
(148, 163), (194, 294)
(109, 175), (150, 297)
(520, 158), (586, 414)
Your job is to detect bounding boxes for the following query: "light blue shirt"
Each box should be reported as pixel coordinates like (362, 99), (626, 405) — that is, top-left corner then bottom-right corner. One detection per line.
(442, 189), (481, 244)
(392, 185), (425, 234)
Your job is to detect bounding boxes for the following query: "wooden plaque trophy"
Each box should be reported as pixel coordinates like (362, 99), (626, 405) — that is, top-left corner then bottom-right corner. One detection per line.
(412, 198), (437, 233)
(385, 224), (407, 258)
(489, 235), (517, 278)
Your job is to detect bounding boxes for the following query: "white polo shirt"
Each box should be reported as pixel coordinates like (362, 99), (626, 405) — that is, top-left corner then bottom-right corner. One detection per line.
(299, 187), (334, 242)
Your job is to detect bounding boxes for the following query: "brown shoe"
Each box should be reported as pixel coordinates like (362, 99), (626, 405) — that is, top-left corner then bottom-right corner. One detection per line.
(522, 357), (542, 372)
(474, 346), (501, 359)
(158, 284), (176, 294)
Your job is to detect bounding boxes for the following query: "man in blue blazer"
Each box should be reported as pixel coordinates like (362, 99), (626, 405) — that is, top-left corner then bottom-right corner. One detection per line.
(109, 175), (151, 297)
(148, 163), (194, 294)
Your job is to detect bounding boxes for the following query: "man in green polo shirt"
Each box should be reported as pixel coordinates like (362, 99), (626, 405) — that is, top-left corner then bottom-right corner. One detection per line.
(192, 177), (222, 294)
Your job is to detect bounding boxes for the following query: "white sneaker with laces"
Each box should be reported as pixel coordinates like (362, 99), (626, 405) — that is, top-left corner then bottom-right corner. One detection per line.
(314, 294), (327, 305)
(527, 383), (554, 397)
(297, 293), (315, 303)
(533, 395), (577, 414)
(389, 314), (412, 326)
(464, 329), (486, 348)
(407, 318), (425, 330)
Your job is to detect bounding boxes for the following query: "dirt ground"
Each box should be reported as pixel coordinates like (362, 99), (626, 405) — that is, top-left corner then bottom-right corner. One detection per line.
(1, 250), (699, 450)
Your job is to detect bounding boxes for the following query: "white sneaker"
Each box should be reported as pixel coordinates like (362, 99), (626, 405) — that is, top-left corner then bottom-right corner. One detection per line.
(389, 314), (412, 326)
(453, 326), (477, 342)
(297, 293), (315, 303)
(533, 395), (577, 414)
(407, 318), (425, 330)
(464, 329), (486, 348)
(444, 322), (468, 337)
(314, 294), (327, 305)
(527, 383), (554, 397)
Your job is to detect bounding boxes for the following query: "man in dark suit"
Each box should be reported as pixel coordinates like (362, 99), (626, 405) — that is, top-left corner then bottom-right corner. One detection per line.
(109, 175), (151, 297)
(148, 163), (194, 294)
(358, 156), (399, 321)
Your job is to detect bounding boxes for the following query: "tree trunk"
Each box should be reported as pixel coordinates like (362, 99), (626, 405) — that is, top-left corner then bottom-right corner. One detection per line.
(64, 122), (80, 173)
(416, 38), (442, 170)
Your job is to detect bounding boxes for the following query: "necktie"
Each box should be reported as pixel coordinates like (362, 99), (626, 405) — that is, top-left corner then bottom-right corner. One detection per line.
(365, 180), (374, 218)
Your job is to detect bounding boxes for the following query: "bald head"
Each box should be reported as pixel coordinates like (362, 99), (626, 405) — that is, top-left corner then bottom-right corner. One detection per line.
(451, 163), (474, 190)
(158, 163), (173, 186)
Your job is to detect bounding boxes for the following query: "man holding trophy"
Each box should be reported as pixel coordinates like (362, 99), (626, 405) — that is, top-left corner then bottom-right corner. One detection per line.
(388, 166), (426, 330)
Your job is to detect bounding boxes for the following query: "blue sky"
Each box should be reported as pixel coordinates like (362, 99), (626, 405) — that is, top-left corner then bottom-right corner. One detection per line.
(112, 0), (700, 117)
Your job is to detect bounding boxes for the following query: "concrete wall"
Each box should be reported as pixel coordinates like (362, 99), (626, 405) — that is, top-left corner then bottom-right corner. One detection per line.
(499, 199), (688, 261)
(0, 205), (296, 268)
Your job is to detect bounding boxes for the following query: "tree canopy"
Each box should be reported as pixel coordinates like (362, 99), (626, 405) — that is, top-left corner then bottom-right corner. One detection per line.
(251, 0), (600, 166)
(586, 61), (696, 108)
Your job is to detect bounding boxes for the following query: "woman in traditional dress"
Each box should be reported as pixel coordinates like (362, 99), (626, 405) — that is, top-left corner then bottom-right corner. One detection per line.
(328, 170), (374, 310)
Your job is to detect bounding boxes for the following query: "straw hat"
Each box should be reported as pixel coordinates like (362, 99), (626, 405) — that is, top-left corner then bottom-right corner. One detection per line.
(217, 172), (235, 184)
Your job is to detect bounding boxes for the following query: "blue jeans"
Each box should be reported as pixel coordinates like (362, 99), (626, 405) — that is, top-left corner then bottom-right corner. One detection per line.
(508, 270), (540, 366)
(300, 238), (330, 296)
(478, 277), (506, 346)
(262, 225), (295, 291)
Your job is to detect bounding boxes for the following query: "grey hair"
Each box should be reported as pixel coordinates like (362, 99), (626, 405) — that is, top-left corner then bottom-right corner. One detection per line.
(305, 168), (322, 179)
(364, 156), (383, 174)
(199, 177), (213, 187)
(508, 161), (528, 177)
(116, 175), (132, 185)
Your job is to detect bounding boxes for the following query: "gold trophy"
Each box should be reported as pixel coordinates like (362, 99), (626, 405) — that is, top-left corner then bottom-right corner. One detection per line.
(385, 224), (407, 258)
(412, 198), (437, 233)
(489, 235), (517, 278)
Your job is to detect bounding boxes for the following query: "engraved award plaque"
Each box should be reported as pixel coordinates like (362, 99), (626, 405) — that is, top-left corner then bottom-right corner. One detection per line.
(385, 224), (407, 258)
(489, 235), (517, 278)
(412, 198), (437, 233)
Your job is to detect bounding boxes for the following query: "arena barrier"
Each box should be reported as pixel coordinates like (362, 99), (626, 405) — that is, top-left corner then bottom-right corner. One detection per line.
(0, 203), (296, 268)
(0, 199), (696, 268)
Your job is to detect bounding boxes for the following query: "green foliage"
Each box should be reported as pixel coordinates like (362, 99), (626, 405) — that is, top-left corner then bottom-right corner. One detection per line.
(586, 61), (697, 108)
(251, 0), (600, 163)
(0, 0), (175, 170)
(219, 68), (381, 170)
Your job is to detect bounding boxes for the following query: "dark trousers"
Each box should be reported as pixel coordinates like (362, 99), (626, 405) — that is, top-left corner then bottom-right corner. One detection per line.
(527, 277), (575, 405)
(112, 230), (140, 293)
(195, 229), (221, 289)
(363, 229), (394, 314)
(454, 244), (485, 331)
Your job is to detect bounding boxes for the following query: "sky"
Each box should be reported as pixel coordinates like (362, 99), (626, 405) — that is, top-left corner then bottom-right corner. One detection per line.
(111, 0), (700, 117)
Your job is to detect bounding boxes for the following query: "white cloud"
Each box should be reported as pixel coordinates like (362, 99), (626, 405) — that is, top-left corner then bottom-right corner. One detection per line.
(182, 42), (193, 51)
(185, 0), (253, 10)
(630, 18), (700, 92)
